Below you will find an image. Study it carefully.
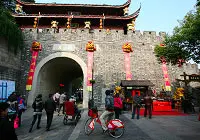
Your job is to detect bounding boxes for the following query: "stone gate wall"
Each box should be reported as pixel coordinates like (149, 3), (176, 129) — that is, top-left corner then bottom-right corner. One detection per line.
(20, 28), (200, 105)
(0, 38), (22, 91)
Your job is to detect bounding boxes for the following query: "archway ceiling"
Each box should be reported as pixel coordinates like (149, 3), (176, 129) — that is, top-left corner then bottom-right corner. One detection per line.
(42, 57), (83, 82)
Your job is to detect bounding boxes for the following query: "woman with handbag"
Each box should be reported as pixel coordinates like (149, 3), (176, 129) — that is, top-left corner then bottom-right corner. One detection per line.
(114, 93), (123, 119)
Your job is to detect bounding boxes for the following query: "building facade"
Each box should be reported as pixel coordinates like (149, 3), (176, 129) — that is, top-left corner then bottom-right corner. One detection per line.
(3, 0), (199, 107)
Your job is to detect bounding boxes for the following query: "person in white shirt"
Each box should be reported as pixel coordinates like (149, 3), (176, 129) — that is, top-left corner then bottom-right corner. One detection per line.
(58, 92), (66, 115)
(53, 92), (60, 111)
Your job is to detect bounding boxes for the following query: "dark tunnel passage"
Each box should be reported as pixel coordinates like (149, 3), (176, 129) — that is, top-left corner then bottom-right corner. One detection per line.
(36, 57), (83, 100)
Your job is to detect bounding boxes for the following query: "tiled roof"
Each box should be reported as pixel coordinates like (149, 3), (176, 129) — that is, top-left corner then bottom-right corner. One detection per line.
(16, 0), (132, 8)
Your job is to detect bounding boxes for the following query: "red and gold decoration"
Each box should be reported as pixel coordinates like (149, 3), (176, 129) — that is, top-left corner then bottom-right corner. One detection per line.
(33, 17), (38, 28)
(122, 43), (133, 80)
(173, 88), (184, 100)
(86, 41), (96, 52)
(122, 42), (133, 53)
(177, 58), (185, 67)
(26, 41), (42, 90)
(100, 19), (103, 29)
(160, 56), (171, 91)
(86, 41), (96, 91)
(67, 18), (71, 29)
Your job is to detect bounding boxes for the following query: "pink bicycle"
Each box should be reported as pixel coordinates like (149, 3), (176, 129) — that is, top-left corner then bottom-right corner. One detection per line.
(84, 108), (125, 138)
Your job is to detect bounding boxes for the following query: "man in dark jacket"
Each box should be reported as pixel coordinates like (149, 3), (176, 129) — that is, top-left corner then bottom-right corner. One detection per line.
(99, 90), (114, 132)
(0, 102), (18, 140)
(44, 94), (56, 131)
(144, 92), (153, 119)
(132, 92), (142, 119)
(29, 94), (43, 132)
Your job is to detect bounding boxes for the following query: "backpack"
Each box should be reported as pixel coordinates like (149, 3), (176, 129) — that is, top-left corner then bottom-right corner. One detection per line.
(106, 96), (114, 110)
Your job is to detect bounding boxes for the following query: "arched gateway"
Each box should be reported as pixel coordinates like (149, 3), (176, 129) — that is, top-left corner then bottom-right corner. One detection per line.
(27, 52), (88, 108)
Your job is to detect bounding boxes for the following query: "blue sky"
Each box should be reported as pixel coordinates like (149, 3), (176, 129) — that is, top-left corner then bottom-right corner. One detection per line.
(36, 0), (197, 35)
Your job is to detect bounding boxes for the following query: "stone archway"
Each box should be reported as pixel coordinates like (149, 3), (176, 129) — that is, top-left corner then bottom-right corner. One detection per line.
(27, 52), (88, 108)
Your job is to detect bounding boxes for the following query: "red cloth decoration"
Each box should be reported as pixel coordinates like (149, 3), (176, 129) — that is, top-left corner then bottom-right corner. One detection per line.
(65, 101), (75, 115)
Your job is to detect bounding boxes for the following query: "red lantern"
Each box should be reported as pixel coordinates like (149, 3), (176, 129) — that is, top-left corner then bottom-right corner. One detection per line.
(59, 84), (64, 87)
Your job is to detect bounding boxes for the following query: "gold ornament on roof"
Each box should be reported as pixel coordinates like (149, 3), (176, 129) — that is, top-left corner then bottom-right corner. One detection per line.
(123, 7), (129, 16)
(84, 21), (91, 29)
(100, 19), (103, 29)
(127, 19), (136, 31)
(51, 21), (59, 29)
(15, 4), (23, 14)
(66, 18), (71, 29)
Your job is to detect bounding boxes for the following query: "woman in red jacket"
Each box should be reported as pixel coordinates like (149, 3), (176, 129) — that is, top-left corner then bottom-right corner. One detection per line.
(114, 93), (123, 119)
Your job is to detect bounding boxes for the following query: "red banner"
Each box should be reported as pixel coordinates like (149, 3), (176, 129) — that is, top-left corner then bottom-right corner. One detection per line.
(87, 52), (94, 91)
(26, 41), (42, 91)
(162, 63), (171, 91)
(26, 52), (39, 90)
(124, 53), (132, 80)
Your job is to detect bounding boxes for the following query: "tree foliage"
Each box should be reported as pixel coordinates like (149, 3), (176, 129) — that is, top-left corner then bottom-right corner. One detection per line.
(154, 1), (200, 64)
(0, 1), (24, 53)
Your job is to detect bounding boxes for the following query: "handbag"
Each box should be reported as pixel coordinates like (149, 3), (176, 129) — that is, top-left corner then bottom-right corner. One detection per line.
(14, 116), (19, 129)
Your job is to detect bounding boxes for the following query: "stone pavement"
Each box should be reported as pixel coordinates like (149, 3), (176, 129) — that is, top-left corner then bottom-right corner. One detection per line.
(15, 108), (200, 140)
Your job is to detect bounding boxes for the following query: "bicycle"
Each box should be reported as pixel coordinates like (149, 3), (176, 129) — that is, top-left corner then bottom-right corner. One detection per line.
(84, 107), (125, 138)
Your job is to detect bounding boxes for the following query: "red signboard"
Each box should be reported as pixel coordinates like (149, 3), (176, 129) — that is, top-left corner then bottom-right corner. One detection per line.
(153, 101), (172, 111)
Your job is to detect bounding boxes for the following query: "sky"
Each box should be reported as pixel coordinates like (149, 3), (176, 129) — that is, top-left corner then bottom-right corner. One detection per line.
(36, 0), (197, 35)
(36, 0), (199, 67)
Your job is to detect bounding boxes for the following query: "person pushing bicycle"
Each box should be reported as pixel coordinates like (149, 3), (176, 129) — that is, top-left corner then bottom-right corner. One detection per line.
(99, 90), (114, 132)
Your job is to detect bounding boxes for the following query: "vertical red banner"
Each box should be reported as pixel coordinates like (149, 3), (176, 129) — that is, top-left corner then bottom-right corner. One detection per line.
(26, 42), (42, 91)
(122, 43), (133, 80)
(86, 41), (96, 91)
(162, 62), (171, 91)
(87, 52), (94, 91)
(124, 53), (132, 80)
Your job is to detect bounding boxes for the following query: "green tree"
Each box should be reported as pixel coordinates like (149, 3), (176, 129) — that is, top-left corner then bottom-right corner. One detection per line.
(197, 0), (200, 6)
(0, 1), (24, 53)
(154, 2), (200, 64)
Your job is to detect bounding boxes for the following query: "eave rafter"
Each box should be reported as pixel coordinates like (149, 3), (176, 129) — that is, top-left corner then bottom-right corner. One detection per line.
(13, 2), (141, 20)
(16, 0), (131, 9)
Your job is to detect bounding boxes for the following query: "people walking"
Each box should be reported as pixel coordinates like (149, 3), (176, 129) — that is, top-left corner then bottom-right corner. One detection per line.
(144, 92), (153, 119)
(44, 94), (56, 131)
(99, 90), (114, 132)
(0, 102), (18, 140)
(53, 91), (60, 111)
(132, 92), (142, 119)
(58, 92), (66, 115)
(29, 94), (43, 133)
(114, 93), (122, 119)
(17, 94), (26, 127)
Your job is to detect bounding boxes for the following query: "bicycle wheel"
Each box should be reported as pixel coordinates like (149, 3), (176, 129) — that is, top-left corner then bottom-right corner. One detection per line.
(63, 116), (68, 125)
(84, 118), (94, 135)
(108, 127), (125, 138)
(107, 119), (125, 138)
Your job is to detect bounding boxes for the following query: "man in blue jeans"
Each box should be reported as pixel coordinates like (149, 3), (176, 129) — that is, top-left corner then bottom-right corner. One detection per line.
(132, 92), (142, 119)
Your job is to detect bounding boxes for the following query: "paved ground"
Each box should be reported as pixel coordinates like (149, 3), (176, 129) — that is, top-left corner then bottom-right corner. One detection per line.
(15, 108), (200, 140)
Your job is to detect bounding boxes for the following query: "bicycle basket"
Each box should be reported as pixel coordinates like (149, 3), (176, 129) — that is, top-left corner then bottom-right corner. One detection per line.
(88, 108), (98, 118)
